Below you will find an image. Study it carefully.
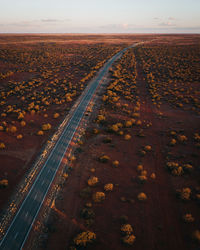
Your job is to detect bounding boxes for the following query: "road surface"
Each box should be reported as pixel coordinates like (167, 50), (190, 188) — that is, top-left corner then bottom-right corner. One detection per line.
(0, 44), (139, 250)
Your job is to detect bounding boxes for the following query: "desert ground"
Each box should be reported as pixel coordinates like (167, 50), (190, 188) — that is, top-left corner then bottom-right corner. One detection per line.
(0, 34), (199, 249)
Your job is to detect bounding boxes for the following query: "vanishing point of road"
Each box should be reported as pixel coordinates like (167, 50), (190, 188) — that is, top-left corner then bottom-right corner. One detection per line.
(0, 43), (139, 250)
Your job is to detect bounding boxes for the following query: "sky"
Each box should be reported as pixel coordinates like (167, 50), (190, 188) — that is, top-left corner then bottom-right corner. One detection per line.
(0, 0), (199, 33)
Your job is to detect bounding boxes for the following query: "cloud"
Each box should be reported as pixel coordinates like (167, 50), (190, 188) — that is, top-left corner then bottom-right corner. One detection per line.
(41, 19), (61, 23)
(0, 19), (71, 29)
(153, 17), (161, 21)
(41, 18), (70, 23)
(8, 21), (40, 27)
(158, 21), (176, 27)
(168, 17), (176, 21)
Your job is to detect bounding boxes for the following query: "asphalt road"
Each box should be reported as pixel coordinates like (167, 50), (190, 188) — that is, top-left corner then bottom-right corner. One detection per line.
(0, 44), (138, 250)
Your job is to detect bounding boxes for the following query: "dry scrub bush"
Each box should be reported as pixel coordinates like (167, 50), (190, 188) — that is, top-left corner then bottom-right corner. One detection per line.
(97, 114), (105, 123)
(73, 231), (96, 247)
(18, 112), (24, 120)
(138, 175), (147, 183)
(9, 126), (17, 133)
(42, 123), (51, 131)
(167, 162), (193, 176)
(93, 128), (99, 134)
(104, 183), (113, 191)
(17, 134), (23, 139)
(112, 160), (119, 167)
(37, 130), (44, 136)
(183, 213), (194, 223)
(87, 177), (98, 187)
(121, 224), (136, 246)
(137, 192), (147, 201)
(194, 133), (200, 141)
(0, 179), (8, 188)
(125, 120), (132, 127)
(99, 155), (110, 163)
(92, 192), (105, 203)
(144, 145), (152, 151)
(169, 138), (177, 146)
(177, 187), (192, 200)
(121, 224), (133, 235)
(178, 135), (187, 143)
(150, 173), (156, 179)
(63, 173), (68, 179)
(193, 230), (200, 243)
(124, 134), (131, 140)
(20, 121), (26, 127)
(137, 164), (143, 172)
(122, 235), (136, 245)
(53, 113), (60, 119)
(0, 142), (5, 149)
(111, 124), (119, 133)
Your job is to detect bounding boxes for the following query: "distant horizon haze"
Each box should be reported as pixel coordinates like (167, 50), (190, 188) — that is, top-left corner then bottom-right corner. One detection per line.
(0, 0), (199, 33)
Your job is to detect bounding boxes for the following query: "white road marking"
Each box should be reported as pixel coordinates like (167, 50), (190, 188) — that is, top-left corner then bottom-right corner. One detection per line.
(25, 212), (28, 218)
(14, 232), (19, 239)
(34, 193), (38, 200)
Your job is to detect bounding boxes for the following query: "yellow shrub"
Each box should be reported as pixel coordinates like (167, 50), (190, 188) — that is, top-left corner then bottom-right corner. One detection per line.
(87, 177), (98, 186)
(112, 160), (119, 167)
(111, 124), (119, 132)
(141, 170), (147, 176)
(99, 155), (110, 163)
(0, 125), (4, 131)
(194, 133), (200, 141)
(0, 179), (8, 188)
(18, 112), (24, 120)
(137, 164), (143, 172)
(97, 114), (105, 122)
(104, 183), (113, 191)
(170, 139), (176, 146)
(73, 231), (96, 247)
(124, 134), (131, 140)
(0, 142), (5, 149)
(37, 130), (44, 136)
(63, 173), (68, 179)
(178, 135), (187, 142)
(144, 145), (152, 151)
(150, 173), (156, 179)
(137, 192), (147, 201)
(193, 230), (200, 243)
(138, 175), (147, 183)
(122, 235), (136, 245)
(183, 213), (194, 223)
(17, 134), (23, 139)
(20, 121), (26, 127)
(53, 113), (60, 119)
(172, 166), (184, 176)
(42, 123), (51, 131)
(179, 187), (191, 200)
(121, 224), (133, 235)
(136, 120), (142, 126)
(93, 128), (99, 134)
(10, 126), (17, 133)
(92, 192), (105, 202)
(125, 120), (132, 127)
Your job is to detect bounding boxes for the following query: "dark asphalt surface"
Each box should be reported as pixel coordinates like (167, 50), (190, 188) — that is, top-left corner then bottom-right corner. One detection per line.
(0, 45), (135, 250)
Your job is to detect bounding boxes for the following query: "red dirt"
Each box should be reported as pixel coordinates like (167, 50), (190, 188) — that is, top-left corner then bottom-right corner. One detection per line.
(43, 37), (200, 250)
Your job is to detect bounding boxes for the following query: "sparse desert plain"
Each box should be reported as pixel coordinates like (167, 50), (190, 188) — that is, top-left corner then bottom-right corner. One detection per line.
(0, 34), (200, 250)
